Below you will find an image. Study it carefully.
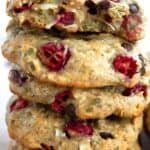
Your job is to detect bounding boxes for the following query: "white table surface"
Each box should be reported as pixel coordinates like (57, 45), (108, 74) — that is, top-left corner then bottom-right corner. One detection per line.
(0, 0), (150, 149)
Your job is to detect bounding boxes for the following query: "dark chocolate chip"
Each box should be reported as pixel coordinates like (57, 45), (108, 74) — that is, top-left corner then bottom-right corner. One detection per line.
(98, 0), (111, 10)
(104, 14), (112, 22)
(129, 3), (139, 14)
(85, 0), (98, 15)
(9, 69), (28, 86)
(100, 132), (114, 139)
(121, 42), (132, 51)
(106, 115), (121, 121)
(64, 104), (77, 119)
(40, 143), (54, 150)
(139, 54), (146, 76)
(61, 0), (69, 5)
(110, 0), (120, 2)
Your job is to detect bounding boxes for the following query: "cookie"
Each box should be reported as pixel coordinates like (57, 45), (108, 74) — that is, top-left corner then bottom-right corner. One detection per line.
(9, 67), (148, 119)
(2, 23), (149, 88)
(7, 0), (144, 41)
(6, 96), (143, 150)
(9, 141), (141, 150)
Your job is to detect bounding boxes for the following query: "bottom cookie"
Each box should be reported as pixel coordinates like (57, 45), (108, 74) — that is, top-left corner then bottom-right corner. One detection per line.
(9, 141), (141, 150)
(6, 96), (143, 150)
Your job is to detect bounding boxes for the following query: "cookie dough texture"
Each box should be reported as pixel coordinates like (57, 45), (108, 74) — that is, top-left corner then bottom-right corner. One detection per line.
(9, 67), (148, 119)
(6, 96), (143, 150)
(2, 23), (149, 88)
(7, 0), (144, 41)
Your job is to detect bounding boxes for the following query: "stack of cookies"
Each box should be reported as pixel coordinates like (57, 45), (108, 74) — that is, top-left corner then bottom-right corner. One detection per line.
(2, 0), (150, 149)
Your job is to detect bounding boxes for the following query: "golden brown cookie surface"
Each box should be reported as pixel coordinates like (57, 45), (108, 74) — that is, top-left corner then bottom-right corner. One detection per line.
(6, 96), (143, 150)
(2, 23), (149, 88)
(9, 67), (149, 119)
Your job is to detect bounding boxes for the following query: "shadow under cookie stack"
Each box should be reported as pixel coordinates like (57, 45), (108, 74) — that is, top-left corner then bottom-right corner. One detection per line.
(2, 0), (150, 149)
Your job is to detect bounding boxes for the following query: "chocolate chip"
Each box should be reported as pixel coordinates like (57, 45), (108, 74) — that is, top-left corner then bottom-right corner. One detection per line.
(100, 132), (114, 139)
(9, 69), (28, 86)
(61, 0), (69, 5)
(121, 42), (132, 51)
(139, 54), (146, 76)
(104, 14), (112, 22)
(129, 3), (139, 14)
(85, 0), (97, 15)
(106, 115), (121, 121)
(40, 143), (54, 150)
(98, 0), (110, 10)
(64, 104), (77, 119)
(110, 0), (120, 2)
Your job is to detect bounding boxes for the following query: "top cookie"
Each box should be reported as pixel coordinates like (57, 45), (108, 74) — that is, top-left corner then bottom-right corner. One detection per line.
(7, 0), (144, 41)
(2, 23), (150, 88)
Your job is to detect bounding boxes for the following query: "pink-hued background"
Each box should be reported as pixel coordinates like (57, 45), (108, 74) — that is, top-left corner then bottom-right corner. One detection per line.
(0, 0), (150, 149)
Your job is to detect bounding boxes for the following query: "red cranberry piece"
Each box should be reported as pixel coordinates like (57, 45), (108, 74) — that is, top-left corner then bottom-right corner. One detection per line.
(113, 55), (137, 78)
(57, 9), (75, 25)
(51, 90), (71, 113)
(64, 120), (93, 136)
(122, 15), (142, 41)
(85, 0), (98, 15)
(98, 0), (110, 10)
(129, 3), (139, 14)
(37, 42), (71, 71)
(14, 3), (32, 13)
(122, 83), (147, 97)
(10, 98), (28, 112)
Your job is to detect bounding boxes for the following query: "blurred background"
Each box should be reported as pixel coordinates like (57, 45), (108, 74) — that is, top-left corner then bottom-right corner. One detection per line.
(0, 1), (11, 150)
(0, 0), (150, 149)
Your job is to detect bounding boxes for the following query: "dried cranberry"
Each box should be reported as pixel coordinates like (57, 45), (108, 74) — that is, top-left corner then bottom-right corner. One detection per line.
(85, 0), (97, 15)
(98, 0), (110, 10)
(10, 98), (28, 112)
(64, 120), (93, 136)
(37, 42), (71, 71)
(100, 132), (114, 139)
(14, 3), (32, 13)
(122, 15), (142, 41)
(129, 3), (139, 14)
(122, 83), (147, 97)
(9, 69), (28, 86)
(51, 90), (71, 113)
(57, 9), (75, 25)
(121, 42), (132, 51)
(113, 55), (137, 78)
